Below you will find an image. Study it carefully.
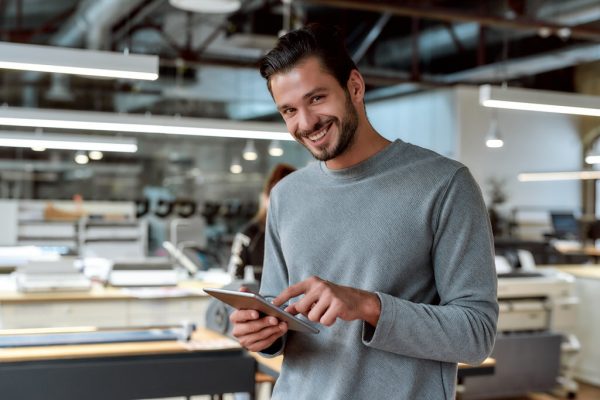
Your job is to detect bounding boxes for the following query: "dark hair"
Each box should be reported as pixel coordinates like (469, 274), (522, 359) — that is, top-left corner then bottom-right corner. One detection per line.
(263, 163), (296, 197)
(255, 163), (296, 227)
(260, 23), (357, 91)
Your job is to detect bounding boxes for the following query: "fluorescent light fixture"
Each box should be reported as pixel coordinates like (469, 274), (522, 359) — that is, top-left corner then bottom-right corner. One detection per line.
(0, 131), (137, 152)
(0, 107), (293, 141)
(480, 84), (600, 116)
(169, 0), (241, 13)
(242, 139), (258, 160)
(269, 140), (284, 156)
(518, 171), (600, 182)
(586, 155), (600, 164)
(0, 41), (158, 80)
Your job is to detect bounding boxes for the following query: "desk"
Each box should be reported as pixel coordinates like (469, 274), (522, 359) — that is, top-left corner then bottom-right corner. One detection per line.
(553, 242), (600, 262)
(0, 328), (255, 400)
(0, 280), (222, 329)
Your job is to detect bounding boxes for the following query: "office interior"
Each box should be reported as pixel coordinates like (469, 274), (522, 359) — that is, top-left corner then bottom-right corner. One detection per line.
(1, 0), (600, 399)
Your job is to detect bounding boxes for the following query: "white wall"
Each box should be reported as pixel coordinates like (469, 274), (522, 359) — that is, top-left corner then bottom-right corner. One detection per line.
(366, 85), (583, 239)
(366, 89), (458, 159)
(455, 86), (581, 212)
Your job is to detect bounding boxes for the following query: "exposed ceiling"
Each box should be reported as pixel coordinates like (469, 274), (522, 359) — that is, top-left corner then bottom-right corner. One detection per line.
(2, 0), (600, 199)
(3, 0), (600, 114)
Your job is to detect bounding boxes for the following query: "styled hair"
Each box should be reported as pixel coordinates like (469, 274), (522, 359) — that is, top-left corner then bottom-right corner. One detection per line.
(260, 23), (357, 91)
(255, 163), (296, 228)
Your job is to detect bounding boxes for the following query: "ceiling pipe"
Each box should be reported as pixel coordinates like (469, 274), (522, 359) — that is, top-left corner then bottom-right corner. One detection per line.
(371, 0), (600, 69)
(301, 0), (600, 41)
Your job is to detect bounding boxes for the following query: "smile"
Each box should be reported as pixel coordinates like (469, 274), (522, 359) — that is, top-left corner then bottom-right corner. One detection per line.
(307, 121), (332, 143)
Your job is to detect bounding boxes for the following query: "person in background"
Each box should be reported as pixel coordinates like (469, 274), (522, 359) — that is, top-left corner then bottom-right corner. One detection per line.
(227, 163), (296, 282)
(229, 23), (498, 400)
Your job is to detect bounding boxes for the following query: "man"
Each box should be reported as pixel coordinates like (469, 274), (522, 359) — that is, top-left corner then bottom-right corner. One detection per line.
(230, 24), (498, 399)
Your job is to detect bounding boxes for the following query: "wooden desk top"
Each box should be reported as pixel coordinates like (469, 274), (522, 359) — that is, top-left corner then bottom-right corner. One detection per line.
(0, 328), (241, 363)
(0, 280), (223, 303)
(251, 352), (495, 376)
(553, 243), (600, 257)
(539, 265), (600, 280)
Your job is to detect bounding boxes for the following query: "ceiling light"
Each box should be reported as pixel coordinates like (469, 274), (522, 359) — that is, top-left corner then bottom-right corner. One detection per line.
(0, 41), (158, 80)
(586, 154), (600, 164)
(485, 119), (504, 148)
(480, 84), (600, 117)
(242, 140), (258, 161)
(0, 107), (292, 141)
(74, 151), (89, 165)
(0, 131), (137, 152)
(268, 140), (284, 157)
(88, 150), (104, 160)
(518, 171), (600, 182)
(31, 146), (46, 152)
(169, 0), (241, 14)
(230, 157), (242, 174)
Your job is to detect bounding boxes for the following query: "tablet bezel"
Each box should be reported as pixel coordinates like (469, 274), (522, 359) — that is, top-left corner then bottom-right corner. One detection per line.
(203, 288), (319, 334)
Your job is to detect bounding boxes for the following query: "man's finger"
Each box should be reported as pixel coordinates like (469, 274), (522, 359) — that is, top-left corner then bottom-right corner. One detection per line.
(230, 309), (260, 323)
(272, 280), (310, 306)
(243, 325), (287, 352)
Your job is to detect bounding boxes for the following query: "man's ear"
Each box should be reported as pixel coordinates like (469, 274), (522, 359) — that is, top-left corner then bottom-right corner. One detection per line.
(347, 69), (365, 102)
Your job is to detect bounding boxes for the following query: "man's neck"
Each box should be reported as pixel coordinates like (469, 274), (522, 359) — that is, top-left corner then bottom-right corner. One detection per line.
(325, 126), (391, 170)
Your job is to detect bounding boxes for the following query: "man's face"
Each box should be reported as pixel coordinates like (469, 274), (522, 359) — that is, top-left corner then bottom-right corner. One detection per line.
(269, 57), (359, 162)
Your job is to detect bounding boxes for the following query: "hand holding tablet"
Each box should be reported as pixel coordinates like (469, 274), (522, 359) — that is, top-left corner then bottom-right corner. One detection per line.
(203, 288), (320, 334)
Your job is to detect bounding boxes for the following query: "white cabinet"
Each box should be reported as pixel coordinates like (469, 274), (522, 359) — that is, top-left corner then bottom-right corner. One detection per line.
(17, 220), (78, 250)
(79, 218), (148, 259)
(0, 293), (210, 330)
(573, 277), (600, 386)
(0, 300), (128, 329)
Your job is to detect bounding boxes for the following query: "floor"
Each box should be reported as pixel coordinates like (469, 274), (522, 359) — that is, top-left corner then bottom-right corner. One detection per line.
(156, 380), (600, 400)
(486, 381), (600, 400)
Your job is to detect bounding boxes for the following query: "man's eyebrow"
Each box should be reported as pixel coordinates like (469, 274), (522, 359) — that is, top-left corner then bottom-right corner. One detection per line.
(302, 87), (328, 100)
(277, 87), (329, 112)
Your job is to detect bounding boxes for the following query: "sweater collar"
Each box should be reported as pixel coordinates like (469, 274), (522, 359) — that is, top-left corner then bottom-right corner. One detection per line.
(318, 139), (404, 180)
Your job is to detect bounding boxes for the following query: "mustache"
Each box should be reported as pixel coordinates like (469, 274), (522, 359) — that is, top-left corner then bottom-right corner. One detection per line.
(295, 117), (337, 138)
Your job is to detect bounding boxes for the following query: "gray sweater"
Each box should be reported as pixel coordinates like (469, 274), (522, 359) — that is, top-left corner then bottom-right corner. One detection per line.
(260, 139), (498, 399)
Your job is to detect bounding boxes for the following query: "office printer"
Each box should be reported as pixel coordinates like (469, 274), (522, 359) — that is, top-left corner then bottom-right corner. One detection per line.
(16, 259), (92, 292)
(462, 250), (579, 399)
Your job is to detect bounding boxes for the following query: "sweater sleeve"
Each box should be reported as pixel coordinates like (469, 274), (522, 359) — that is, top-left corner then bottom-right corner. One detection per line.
(362, 167), (498, 365)
(257, 195), (289, 357)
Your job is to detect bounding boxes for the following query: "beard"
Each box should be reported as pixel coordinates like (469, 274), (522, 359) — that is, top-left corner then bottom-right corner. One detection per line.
(294, 90), (359, 162)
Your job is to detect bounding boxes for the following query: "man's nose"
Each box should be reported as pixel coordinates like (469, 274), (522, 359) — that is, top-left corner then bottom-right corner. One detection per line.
(297, 109), (319, 133)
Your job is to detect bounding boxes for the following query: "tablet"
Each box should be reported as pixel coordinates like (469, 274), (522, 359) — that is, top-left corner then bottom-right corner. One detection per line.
(203, 288), (319, 334)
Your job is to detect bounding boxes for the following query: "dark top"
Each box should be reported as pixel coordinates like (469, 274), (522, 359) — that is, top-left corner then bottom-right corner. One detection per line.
(228, 220), (265, 281)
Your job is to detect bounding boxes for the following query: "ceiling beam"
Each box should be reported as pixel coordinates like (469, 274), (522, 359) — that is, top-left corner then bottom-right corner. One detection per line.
(301, 0), (600, 41)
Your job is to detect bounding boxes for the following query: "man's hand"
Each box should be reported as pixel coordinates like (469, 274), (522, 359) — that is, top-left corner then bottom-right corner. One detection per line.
(229, 288), (288, 352)
(272, 276), (381, 327)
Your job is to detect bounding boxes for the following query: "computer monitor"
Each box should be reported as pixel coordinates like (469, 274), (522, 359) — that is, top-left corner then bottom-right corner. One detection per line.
(550, 212), (579, 239)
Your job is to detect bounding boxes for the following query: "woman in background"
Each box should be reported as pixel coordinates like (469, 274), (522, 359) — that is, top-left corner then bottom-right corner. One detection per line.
(228, 163), (296, 282)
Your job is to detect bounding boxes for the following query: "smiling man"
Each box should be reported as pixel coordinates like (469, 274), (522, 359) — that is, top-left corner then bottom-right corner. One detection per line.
(229, 24), (498, 400)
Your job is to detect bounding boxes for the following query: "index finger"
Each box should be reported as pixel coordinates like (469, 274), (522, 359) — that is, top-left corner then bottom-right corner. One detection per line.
(273, 280), (309, 307)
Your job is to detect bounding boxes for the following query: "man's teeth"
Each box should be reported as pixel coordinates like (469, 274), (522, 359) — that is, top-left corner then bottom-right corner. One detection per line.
(308, 126), (328, 141)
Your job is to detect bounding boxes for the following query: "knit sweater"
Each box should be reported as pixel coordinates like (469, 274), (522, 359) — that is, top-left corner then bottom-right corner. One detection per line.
(259, 139), (498, 400)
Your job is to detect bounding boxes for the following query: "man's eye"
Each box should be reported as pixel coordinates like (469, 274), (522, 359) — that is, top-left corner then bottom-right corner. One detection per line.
(311, 96), (323, 103)
(282, 108), (295, 116)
